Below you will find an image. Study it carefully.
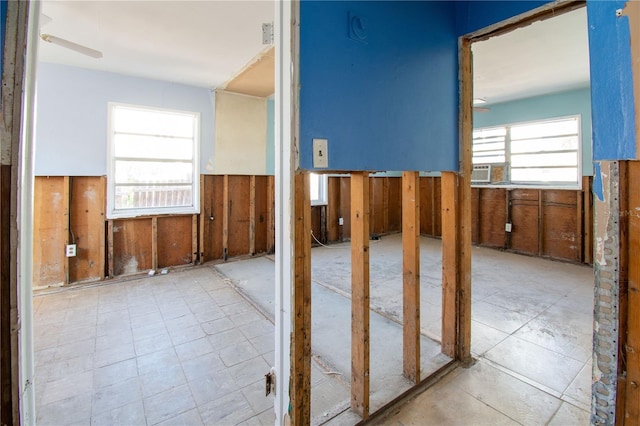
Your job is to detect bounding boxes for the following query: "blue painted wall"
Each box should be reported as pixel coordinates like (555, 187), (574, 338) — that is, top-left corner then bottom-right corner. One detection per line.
(299, 1), (458, 171)
(586, 0), (636, 160)
(455, 1), (548, 36)
(0, 0), (6, 95)
(35, 63), (215, 176)
(266, 98), (275, 175)
(474, 88), (593, 176)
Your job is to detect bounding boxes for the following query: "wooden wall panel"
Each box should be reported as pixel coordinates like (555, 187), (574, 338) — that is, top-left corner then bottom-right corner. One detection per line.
(370, 178), (387, 235)
(201, 175), (225, 261)
(112, 218), (152, 275)
(419, 177), (433, 235)
(227, 176), (251, 257)
(157, 216), (193, 268)
(432, 178), (442, 237)
(471, 188), (480, 244)
(509, 189), (539, 255)
(33, 176), (67, 287)
(327, 177), (341, 242)
(387, 178), (402, 233)
(340, 177), (351, 240)
(542, 205), (579, 262)
(478, 188), (506, 247)
(311, 206), (324, 244)
(69, 176), (105, 283)
(254, 176), (269, 254)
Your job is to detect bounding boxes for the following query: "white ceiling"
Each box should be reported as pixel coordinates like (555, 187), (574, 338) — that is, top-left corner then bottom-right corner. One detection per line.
(473, 7), (590, 105)
(38, 2), (589, 103)
(38, 1), (274, 89)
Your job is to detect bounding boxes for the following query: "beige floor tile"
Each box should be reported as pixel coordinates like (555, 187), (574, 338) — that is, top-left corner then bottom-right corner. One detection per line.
(198, 390), (255, 425)
(91, 376), (142, 416)
(156, 408), (204, 426)
(36, 393), (92, 426)
(548, 402), (590, 425)
(91, 400), (146, 426)
(144, 384), (197, 425)
(41, 370), (93, 405)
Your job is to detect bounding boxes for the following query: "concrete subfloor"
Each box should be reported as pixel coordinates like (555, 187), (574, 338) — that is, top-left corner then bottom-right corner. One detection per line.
(32, 233), (593, 425)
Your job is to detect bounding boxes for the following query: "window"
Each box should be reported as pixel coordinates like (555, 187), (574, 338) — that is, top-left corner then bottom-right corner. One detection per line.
(107, 103), (200, 218)
(472, 116), (581, 188)
(310, 173), (328, 205)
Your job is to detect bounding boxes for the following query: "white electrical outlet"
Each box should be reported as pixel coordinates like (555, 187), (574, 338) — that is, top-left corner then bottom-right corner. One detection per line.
(313, 138), (329, 168)
(65, 244), (77, 257)
(338, 217), (344, 226)
(505, 223), (512, 233)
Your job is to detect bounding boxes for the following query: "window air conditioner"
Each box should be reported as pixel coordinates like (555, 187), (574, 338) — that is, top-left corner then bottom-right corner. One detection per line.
(471, 165), (491, 183)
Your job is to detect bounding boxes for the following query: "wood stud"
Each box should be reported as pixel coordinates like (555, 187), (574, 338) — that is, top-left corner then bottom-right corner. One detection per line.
(350, 171), (370, 419)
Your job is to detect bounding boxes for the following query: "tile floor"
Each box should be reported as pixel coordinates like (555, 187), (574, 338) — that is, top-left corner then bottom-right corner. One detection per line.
(33, 268), (281, 425)
(33, 234), (594, 425)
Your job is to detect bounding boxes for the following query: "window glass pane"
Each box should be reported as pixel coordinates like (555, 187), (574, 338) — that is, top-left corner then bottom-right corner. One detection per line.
(473, 141), (505, 152)
(114, 106), (194, 138)
(511, 167), (578, 183)
(115, 185), (193, 209)
(309, 173), (319, 201)
(511, 152), (577, 168)
(511, 118), (578, 140)
(473, 154), (505, 164)
(115, 160), (193, 184)
(511, 136), (578, 154)
(473, 127), (506, 139)
(114, 134), (193, 160)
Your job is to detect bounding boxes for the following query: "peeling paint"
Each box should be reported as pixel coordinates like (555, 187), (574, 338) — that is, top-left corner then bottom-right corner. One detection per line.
(622, 0), (640, 158)
(594, 162), (613, 266)
(593, 162), (604, 201)
(122, 256), (139, 275)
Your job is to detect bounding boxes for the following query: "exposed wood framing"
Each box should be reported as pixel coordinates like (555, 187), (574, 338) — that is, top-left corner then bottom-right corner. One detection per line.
(351, 171), (370, 418)
(625, 161), (640, 422)
(402, 171), (420, 383)
(250, 175), (256, 255)
(151, 216), (158, 270)
(223, 174), (230, 260)
(199, 175), (205, 260)
(456, 36), (473, 364)
(63, 176), (70, 284)
(538, 190), (544, 256)
(584, 176), (592, 264)
(107, 220), (114, 278)
(267, 175), (276, 253)
(192, 215), (198, 264)
(290, 172), (312, 424)
(441, 172), (458, 358)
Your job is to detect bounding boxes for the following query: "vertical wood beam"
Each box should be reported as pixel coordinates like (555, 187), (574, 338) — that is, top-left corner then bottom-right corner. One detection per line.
(441, 172), (458, 358)
(63, 176), (70, 285)
(267, 175), (275, 254)
(199, 175), (205, 261)
(192, 215), (198, 264)
(107, 220), (114, 278)
(430, 177), (436, 236)
(538, 189), (544, 256)
(351, 172), (370, 418)
(577, 187), (583, 263)
(402, 171), (420, 383)
(290, 172), (312, 424)
(455, 37), (473, 364)
(151, 217), (158, 271)
(250, 175), (256, 255)
(625, 161), (639, 422)
(583, 176), (592, 264)
(99, 177), (106, 280)
(222, 175), (229, 260)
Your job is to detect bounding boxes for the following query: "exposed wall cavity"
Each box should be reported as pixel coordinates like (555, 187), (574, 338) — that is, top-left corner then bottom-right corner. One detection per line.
(592, 160), (620, 425)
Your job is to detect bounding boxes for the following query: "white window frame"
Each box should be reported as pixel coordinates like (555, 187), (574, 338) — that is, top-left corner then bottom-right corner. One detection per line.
(310, 172), (328, 206)
(107, 102), (200, 219)
(472, 115), (582, 190)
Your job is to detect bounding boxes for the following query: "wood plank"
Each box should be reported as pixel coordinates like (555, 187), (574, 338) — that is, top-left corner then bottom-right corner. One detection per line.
(340, 177), (351, 241)
(419, 177), (431, 235)
(327, 177), (341, 242)
(626, 161), (640, 422)
(619, 161), (629, 423)
(538, 190), (544, 256)
(112, 218), (153, 275)
(542, 204), (580, 262)
(249, 175), (256, 255)
(441, 172), (458, 358)
(199, 175), (205, 262)
(223, 175), (229, 260)
(267, 175), (275, 254)
(371, 177), (385, 235)
(254, 176), (268, 254)
(151, 216), (158, 271)
(157, 216), (193, 268)
(32, 176), (67, 287)
(402, 171), (420, 383)
(107, 220), (114, 278)
(457, 36), (472, 364)
(471, 187), (480, 244)
(192, 215), (198, 264)
(350, 172), (370, 418)
(478, 188), (507, 248)
(69, 176), (106, 283)
(0, 166), (12, 423)
(291, 172), (312, 424)
(228, 175), (251, 257)
(434, 177), (442, 237)
(584, 176), (593, 265)
(63, 177), (70, 285)
(510, 203), (539, 255)
(387, 177), (402, 233)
